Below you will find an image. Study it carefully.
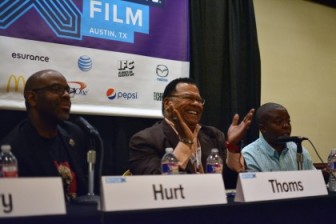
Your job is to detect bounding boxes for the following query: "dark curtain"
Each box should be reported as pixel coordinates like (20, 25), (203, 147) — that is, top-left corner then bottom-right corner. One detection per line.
(190, 0), (261, 147)
(0, 0), (260, 175)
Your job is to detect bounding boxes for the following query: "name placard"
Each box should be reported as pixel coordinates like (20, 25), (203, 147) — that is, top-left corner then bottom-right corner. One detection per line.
(0, 177), (66, 217)
(234, 170), (328, 202)
(100, 174), (227, 211)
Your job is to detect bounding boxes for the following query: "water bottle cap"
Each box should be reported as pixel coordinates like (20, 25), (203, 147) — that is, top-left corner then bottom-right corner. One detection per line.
(165, 147), (173, 153)
(1, 144), (11, 152)
(211, 148), (219, 153)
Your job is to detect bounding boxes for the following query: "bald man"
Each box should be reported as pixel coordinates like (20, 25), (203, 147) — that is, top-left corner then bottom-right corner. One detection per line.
(242, 102), (315, 172)
(0, 69), (89, 201)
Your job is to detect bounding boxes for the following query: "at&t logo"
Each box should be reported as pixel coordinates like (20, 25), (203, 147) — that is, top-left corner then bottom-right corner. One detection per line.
(78, 55), (92, 72)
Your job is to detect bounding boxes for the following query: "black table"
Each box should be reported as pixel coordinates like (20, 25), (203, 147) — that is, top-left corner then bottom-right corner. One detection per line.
(2, 192), (336, 224)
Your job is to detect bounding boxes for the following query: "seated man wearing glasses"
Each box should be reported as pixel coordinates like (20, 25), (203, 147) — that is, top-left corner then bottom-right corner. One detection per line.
(129, 77), (255, 188)
(0, 69), (88, 201)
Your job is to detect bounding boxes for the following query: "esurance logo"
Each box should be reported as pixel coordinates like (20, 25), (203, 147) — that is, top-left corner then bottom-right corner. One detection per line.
(6, 75), (25, 92)
(0, 0), (149, 43)
(106, 88), (138, 100)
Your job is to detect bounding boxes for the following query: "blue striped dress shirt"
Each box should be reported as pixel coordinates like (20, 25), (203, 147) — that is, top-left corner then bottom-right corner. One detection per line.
(242, 135), (315, 172)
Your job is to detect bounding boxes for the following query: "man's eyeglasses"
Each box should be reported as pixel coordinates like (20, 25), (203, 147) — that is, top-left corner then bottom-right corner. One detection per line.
(31, 84), (76, 98)
(170, 94), (205, 105)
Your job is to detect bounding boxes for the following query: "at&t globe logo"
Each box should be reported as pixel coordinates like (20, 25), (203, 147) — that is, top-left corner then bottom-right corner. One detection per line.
(78, 55), (92, 71)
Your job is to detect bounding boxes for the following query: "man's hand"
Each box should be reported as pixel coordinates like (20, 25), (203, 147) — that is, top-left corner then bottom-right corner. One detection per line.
(168, 104), (193, 141)
(227, 108), (255, 145)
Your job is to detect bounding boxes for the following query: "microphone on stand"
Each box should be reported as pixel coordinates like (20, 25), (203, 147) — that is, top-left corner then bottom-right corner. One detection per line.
(277, 136), (308, 145)
(87, 150), (96, 197)
(76, 116), (100, 136)
(74, 116), (102, 204)
(277, 136), (309, 170)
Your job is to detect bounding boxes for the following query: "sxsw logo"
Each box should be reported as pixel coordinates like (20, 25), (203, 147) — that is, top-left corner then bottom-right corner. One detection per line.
(0, 0), (82, 39)
(6, 75), (25, 93)
(0, 0), (150, 43)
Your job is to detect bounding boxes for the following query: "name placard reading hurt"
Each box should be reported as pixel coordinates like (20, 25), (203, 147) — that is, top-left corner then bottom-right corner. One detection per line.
(152, 184), (185, 200)
(101, 174), (227, 211)
(234, 170), (327, 202)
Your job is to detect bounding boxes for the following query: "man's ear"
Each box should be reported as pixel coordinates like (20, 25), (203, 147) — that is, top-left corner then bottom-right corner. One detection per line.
(259, 123), (265, 134)
(163, 98), (170, 110)
(26, 91), (38, 107)
(164, 98), (175, 117)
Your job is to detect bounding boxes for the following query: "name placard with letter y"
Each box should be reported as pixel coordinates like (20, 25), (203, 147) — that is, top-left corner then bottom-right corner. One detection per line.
(0, 177), (66, 217)
(234, 170), (327, 202)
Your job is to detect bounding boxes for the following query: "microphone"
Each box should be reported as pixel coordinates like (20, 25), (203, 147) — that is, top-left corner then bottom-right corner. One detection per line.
(277, 136), (308, 143)
(87, 150), (96, 197)
(75, 116), (99, 136)
(73, 116), (101, 204)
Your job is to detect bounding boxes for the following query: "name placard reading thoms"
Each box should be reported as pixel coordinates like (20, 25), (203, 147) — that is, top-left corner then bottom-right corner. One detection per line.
(100, 174), (227, 211)
(234, 170), (327, 202)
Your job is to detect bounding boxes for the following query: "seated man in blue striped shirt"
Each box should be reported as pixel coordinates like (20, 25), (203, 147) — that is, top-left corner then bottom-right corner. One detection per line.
(242, 102), (315, 172)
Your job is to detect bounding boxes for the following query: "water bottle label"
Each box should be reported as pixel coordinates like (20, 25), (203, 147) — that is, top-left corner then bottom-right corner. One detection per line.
(206, 164), (223, 174)
(329, 161), (336, 170)
(161, 162), (179, 175)
(3, 166), (18, 177)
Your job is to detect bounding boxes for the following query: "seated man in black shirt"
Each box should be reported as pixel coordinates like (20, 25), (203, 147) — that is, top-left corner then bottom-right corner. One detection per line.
(0, 69), (90, 201)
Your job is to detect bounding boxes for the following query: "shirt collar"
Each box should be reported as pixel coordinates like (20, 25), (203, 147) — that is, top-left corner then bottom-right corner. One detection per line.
(260, 135), (289, 158)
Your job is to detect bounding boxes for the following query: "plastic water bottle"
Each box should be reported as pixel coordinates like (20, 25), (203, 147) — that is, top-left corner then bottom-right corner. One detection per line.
(206, 148), (223, 173)
(0, 145), (18, 177)
(327, 149), (336, 192)
(161, 147), (179, 175)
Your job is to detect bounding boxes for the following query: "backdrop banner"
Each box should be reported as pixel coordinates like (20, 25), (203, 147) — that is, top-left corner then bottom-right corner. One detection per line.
(0, 0), (189, 118)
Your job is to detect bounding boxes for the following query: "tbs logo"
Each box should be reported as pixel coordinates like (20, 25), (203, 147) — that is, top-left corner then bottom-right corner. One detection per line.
(106, 88), (138, 100)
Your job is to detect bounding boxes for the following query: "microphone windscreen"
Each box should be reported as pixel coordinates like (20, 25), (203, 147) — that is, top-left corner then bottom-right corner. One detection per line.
(87, 150), (96, 163)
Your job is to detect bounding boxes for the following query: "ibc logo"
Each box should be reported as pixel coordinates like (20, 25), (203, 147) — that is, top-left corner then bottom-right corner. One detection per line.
(6, 75), (26, 92)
